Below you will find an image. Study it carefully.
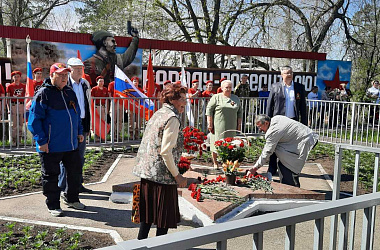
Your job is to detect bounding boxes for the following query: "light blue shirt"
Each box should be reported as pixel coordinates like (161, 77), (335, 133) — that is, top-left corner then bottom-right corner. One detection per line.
(284, 81), (296, 118)
(70, 76), (85, 119)
(307, 91), (319, 109)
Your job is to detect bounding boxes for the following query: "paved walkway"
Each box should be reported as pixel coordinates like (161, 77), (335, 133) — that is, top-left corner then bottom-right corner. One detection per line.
(0, 154), (334, 248)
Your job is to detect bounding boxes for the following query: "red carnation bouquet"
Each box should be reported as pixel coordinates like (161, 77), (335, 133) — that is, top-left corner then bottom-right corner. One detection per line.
(177, 156), (191, 174)
(183, 126), (207, 156)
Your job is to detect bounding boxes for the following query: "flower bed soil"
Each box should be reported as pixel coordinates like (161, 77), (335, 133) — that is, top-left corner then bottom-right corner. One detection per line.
(0, 150), (120, 198)
(0, 219), (114, 249)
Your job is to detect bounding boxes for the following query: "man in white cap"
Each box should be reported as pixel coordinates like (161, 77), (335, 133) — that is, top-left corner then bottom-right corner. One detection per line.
(59, 57), (93, 195)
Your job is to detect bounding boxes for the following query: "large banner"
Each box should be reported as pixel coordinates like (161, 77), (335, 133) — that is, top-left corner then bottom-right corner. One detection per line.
(10, 38), (143, 85)
(316, 60), (352, 97)
(142, 66), (316, 96)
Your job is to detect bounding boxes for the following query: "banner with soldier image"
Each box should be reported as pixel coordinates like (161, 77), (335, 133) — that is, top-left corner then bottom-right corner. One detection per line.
(10, 38), (143, 87)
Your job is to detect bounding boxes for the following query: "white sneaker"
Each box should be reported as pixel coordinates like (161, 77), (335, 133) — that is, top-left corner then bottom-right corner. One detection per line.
(65, 201), (86, 210)
(49, 208), (63, 217)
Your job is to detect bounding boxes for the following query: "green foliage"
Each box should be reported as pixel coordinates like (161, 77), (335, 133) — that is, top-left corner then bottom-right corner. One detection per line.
(341, 149), (379, 191)
(348, 2), (380, 98)
(245, 138), (266, 162)
(308, 143), (335, 160)
(0, 154), (42, 193)
(0, 149), (105, 195)
(76, 0), (169, 40)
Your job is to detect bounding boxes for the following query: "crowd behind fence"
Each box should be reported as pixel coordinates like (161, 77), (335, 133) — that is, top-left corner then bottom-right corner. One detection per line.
(0, 96), (379, 150)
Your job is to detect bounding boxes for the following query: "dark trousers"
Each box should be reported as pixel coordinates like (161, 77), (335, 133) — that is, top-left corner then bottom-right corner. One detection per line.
(268, 116), (299, 176)
(278, 161), (300, 187)
(40, 149), (82, 210)
(268, 153), (278, 175)
(58, 132), (87, 191)
(138, 222), (168, 240)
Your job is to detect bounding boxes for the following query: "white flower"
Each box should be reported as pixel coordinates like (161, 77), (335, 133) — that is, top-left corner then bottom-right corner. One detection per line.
(231, 139), (242, 148)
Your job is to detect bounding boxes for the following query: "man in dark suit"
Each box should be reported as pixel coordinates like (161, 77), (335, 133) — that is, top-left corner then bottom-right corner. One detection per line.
(266, 66), (307, 180)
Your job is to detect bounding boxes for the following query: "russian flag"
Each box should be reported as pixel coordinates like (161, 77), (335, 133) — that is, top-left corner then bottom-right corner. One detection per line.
(114, 66), (154, 119)
(25, 35), (34, 120)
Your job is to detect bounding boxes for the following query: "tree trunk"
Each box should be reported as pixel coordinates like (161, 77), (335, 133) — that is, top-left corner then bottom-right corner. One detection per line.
(207, 54), (218, 68)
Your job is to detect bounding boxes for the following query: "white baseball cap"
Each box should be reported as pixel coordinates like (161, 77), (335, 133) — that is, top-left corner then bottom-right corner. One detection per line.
(67, 57), (84, 66)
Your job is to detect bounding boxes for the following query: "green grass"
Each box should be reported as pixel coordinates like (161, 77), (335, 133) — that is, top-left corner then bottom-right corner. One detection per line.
(318, 128), (380, 144)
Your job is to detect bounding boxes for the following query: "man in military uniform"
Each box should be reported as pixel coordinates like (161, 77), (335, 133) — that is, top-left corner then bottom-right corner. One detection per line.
(84, 30), (139, 87)
(234, 74), (251, 132)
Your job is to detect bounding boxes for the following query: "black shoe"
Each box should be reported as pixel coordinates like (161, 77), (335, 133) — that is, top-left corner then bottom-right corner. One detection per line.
(79, 186), (93, 193)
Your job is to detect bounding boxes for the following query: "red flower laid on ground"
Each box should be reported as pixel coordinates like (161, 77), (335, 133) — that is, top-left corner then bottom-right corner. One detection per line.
(188, 183), (197, 192)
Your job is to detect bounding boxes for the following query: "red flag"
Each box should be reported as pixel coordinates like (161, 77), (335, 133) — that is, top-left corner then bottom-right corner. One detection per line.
(91, 101), (110, 140)
(78, 49), (110, 139)
(146, 52), (155, 97)
(77, 50), (86, 78)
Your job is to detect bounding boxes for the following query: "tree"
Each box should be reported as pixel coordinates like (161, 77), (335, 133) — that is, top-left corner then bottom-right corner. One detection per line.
(0, 0), (71, 55)
(240, 0), (363, 71)
(75, 0), (363, 72)
(346, 0), (380, 101)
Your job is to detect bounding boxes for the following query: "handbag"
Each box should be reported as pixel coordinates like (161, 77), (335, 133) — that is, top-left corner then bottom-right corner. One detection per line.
(131, 184), (140, 224)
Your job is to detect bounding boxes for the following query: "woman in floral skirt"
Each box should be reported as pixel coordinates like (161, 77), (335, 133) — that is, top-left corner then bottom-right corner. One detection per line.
(133, 84), (188, 239)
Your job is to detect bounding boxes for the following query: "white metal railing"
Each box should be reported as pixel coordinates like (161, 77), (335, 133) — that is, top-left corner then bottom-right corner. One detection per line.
(307, 100), (380, 147)
(1, 96), (379, 150)
(100, 193), (380, 250)
(329, 144), (380, 250)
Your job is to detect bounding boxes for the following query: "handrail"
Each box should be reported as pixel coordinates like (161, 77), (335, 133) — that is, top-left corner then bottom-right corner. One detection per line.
(102, 192), (380, 249)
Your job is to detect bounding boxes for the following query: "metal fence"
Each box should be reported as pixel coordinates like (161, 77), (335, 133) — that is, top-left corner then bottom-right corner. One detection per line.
(100, 144), (380, 250)
(0, 96), (379, 151)
(308, 100), (380, 147)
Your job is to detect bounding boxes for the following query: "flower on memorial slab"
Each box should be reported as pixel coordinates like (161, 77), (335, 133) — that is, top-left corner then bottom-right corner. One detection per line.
(222, 160), (240, 175)
(214, 137), (248, 163)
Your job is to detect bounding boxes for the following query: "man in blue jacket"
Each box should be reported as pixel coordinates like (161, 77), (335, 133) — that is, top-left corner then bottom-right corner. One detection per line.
(28, 63), (86, 217)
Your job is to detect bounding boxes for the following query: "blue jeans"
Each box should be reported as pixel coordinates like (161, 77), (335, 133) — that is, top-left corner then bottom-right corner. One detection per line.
(58, 132), (87, 191)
